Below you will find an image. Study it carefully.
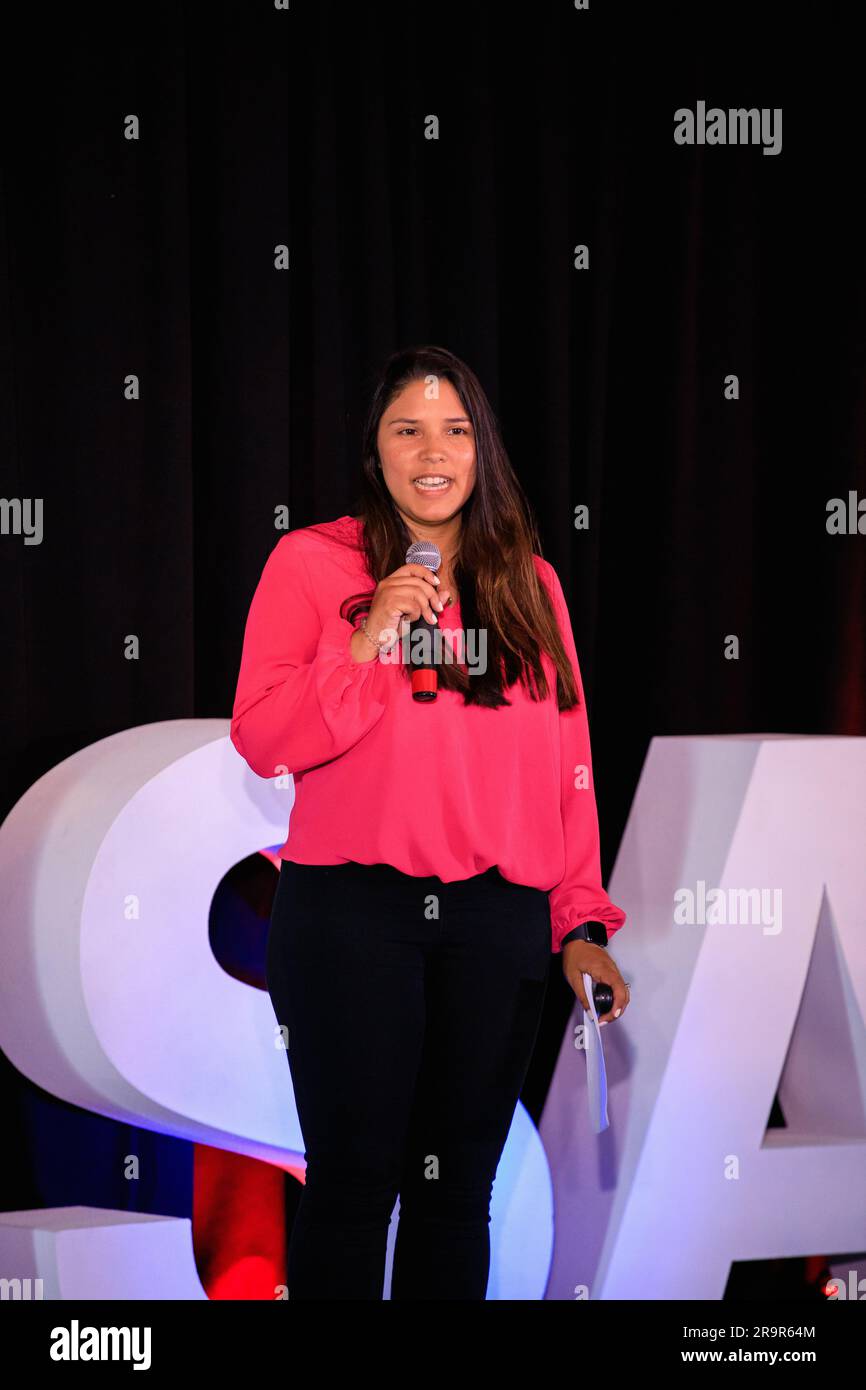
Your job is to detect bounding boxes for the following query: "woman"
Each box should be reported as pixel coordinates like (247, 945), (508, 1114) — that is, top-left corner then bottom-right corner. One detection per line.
(230, 345), (629, 1301)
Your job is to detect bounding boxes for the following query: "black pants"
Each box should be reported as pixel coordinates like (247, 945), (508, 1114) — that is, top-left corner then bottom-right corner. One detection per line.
(265, 858), (551, 1300)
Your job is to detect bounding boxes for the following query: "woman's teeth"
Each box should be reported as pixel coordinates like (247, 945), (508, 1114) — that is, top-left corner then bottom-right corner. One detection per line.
(413, 477), (452, 492)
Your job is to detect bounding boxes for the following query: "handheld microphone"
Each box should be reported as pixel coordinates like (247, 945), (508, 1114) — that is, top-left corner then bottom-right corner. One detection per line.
(405, 539), (441, 702)
(593, 983), (614, 1015)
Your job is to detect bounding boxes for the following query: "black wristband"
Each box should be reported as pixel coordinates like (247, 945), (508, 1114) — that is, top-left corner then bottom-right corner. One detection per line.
(560, 920), (609, 949)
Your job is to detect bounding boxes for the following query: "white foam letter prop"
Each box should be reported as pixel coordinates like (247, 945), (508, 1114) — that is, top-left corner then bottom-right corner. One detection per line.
(541, 735), (866, 1300)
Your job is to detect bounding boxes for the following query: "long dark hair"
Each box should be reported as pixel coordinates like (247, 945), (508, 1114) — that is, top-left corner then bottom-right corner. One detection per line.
(309, 345), (579, 711)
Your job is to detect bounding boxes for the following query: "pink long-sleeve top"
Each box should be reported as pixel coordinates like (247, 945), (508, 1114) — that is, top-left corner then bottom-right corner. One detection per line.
(230, 515), (626, 952)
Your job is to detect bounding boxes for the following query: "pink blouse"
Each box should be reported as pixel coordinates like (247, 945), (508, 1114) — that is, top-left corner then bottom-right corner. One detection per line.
(230, 515), (626, 952)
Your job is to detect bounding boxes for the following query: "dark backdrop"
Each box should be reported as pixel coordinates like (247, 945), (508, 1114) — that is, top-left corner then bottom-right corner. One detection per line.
(1, 0), (863, 1297)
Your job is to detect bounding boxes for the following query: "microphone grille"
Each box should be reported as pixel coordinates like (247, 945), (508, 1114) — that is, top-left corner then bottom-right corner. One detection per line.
(405, 539), (441, 571)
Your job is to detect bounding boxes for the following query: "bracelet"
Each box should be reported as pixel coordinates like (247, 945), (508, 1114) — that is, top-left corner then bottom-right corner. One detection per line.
(360, 615), (397, 653)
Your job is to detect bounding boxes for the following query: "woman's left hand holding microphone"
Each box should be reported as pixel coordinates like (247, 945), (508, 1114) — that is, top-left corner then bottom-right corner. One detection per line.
(561, 940), (630, 1024)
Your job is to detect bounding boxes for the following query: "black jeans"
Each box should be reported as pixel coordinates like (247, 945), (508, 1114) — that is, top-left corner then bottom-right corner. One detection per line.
(265, 858), (551, 1300)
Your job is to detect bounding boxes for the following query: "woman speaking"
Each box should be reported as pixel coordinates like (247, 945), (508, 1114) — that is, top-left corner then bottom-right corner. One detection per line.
(230, 345), (630, 1300)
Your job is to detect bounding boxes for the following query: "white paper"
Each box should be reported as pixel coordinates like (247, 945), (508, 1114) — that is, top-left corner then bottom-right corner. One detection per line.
(581, 971), (609, 1132)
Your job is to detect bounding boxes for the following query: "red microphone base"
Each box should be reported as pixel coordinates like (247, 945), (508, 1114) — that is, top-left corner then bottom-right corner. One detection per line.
(411, 667), (438, 701)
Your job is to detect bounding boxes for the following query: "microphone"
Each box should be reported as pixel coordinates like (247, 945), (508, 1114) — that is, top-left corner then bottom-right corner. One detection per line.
(405, 539), (441, 702)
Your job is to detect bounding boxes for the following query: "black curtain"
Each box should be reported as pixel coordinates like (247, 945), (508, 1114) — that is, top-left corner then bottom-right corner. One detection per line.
(1, 0), (864, 1253)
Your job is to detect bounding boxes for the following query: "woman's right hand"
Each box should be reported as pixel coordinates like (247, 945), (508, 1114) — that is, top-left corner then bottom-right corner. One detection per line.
(353, 563), (452, 659)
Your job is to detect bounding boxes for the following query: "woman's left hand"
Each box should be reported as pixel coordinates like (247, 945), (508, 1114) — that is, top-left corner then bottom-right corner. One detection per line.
(561, 940), (630, 1024)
